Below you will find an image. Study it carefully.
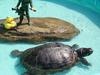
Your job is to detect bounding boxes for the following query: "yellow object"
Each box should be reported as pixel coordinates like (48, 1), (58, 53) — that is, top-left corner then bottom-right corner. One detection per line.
(4, 17), (17, 29)
(5, 17), (14, 23)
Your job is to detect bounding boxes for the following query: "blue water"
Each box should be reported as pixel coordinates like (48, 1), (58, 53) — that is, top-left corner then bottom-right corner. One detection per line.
(68, 0), (100, 14)
(0, 0), (100, 75)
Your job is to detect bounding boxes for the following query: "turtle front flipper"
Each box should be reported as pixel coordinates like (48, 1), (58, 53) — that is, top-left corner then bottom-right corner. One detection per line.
(11, 49), (22, 57)
(80, 58), (91, 66)
(72, 44), (79, 50)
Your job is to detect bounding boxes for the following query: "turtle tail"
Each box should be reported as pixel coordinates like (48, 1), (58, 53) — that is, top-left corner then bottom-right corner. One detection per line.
(11, 50), (22, 57)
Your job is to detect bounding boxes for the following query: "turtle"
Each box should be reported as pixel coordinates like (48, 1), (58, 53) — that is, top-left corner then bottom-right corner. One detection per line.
(11, 42), (93, 75)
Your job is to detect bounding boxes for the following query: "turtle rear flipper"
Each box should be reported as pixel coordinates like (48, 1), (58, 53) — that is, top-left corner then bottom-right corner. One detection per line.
(11, 50), (22, 57)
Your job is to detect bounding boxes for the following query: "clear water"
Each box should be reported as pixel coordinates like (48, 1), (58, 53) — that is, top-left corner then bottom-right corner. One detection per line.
(0, 0), (100, 75)
(68, 0), (100, 14)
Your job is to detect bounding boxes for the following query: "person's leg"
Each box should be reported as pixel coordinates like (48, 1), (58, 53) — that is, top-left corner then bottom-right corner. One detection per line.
(18, 15), (24, 25)
(17, 15), (23, 25)
(26, 9), (30, 25)
(18, 8), (24, 25)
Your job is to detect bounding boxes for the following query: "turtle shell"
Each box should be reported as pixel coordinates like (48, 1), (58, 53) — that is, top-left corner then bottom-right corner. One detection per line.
(20, 43), (78, 72)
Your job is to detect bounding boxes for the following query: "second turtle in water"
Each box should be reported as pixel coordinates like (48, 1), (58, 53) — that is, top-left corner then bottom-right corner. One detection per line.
(11, 43), (93, 75)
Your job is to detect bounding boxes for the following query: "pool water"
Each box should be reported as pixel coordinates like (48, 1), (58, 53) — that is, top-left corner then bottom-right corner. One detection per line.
(0, 0), (100, 75)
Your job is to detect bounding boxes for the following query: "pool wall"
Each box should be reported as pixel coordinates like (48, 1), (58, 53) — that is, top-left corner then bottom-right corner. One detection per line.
(68, 0), (100, 14)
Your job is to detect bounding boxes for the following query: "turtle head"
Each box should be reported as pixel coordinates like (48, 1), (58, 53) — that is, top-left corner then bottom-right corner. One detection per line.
(76, 48), (93, 58)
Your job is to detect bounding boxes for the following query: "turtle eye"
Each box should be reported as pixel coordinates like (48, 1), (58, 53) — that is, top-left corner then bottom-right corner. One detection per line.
(86, 48), (93, 55)
(89, 48), (93, 53)
(88, 48), (92, 51)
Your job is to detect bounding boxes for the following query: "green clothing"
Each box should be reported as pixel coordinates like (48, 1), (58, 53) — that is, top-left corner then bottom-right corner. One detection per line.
(17, 0), (33, 9)
(16, 0), (33, 25)
(16, 0), (33, 15)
